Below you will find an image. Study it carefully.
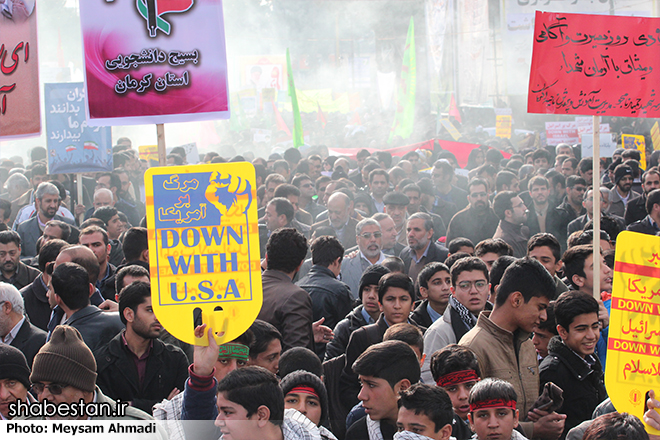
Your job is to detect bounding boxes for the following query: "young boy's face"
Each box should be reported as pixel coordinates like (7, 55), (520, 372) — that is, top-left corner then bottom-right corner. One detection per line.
(284, 391), (322, 426)
(558, 312), (600, 359)
(379, 287), (413, 325)
(532, 327), (554, 359)
(215, 392), (259, 440)
(441, 381), (478, 421)
(468, 407), (519, 440)
(357, 374), (400, 422)
(422, 270), (451, 309)
(397, 407), (452, 440)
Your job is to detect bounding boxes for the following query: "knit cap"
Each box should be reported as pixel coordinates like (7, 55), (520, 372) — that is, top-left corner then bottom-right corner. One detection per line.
(359, 264), (390, 300)
(280, 370), (329, 424)
(0, 345), (30, 389)
(30, 325), (97, 392)
(614, 164), (633, 185)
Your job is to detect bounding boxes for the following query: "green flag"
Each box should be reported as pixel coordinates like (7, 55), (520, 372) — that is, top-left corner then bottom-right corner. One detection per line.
(286, 49), (304, 148)
(389, 17), (416, 143)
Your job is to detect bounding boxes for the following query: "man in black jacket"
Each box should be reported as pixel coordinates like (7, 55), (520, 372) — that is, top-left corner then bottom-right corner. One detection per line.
(324, 265), (390, 361)
(20, 238), (68, 331)
(627, 188), (660, 236)
(94, 281), (189, 415)
(0, 282), (46, 367)
(297, 236), (353, 358)
(625, 169), (660, 225)
(400, 213), (449, 283)
(540, 291), (607, 440)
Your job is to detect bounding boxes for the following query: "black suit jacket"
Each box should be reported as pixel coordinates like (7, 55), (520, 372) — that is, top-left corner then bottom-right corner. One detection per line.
(20, 274), (51, 331)
(10, 318), (46, 367)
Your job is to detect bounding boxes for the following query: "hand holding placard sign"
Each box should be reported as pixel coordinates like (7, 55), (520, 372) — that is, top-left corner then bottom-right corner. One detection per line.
(145, 163), (262, 345)
(606, 231), (660, 434)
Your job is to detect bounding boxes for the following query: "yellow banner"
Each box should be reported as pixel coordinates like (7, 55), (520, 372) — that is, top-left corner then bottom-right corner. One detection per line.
(652, 122), (660, 151)
(496, 115), (512, 139)
(606, 231), (660, 434)
(139, 145), (158, 162)
(282, 89), (352, 114)
(440, 118), (461, 141)
(144, 163), (263, 345)
(622, 134), (647, 170)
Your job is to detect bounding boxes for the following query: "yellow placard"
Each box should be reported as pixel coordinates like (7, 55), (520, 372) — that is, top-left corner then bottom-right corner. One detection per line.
(651, 122), (660, 151)
(622, 134), (647, 170)
(139, 145), (158, 162)
(496, 115), (512, 139)
(606, 231), (660, 434)
(144, 163), (262, 345)
(440, 118), (461, 141)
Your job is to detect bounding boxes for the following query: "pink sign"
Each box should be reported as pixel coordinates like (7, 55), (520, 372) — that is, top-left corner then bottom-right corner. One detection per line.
(79, 0), (229, 126)
(0, 1), (40, 139)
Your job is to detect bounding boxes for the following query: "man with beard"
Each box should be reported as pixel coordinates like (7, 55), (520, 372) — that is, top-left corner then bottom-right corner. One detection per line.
(493, 191), (529, 258)
(625, 169), (660, 225)
(0, 231), (39, 290)
(607, 164), (639, 217)
(525, 176), (564, 239)
(400, 213), (449, 283)
(341, 218), (387, 299)
(79, 226), (116, 301)
(17, 182), (74, 258)
(446, 179), (499, 247)
(383, 191), (409, 246)
(94, 282), (189, 415)
(311, 192), (358, 249)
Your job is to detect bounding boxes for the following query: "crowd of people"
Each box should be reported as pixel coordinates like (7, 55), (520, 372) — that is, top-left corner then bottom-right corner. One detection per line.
(0, 131), (659, 440)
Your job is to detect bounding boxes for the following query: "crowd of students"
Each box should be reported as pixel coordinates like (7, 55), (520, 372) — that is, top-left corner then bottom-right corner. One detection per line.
(1, 132), (660, 440)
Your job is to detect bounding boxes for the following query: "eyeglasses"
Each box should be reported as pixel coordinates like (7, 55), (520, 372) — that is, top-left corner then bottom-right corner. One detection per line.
(457, 280), (488, 291)
(32, 383), (69, 395)
(358, 232), (382, 239)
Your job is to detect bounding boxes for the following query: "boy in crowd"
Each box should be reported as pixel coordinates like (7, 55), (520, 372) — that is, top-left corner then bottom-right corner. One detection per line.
(325, 265), (390, 361)
(527, 233), (568, 297)
(421, 257), (490, 383)
(540, 291), (607, 439)
(430, 344), (481, 440)
(460, 258), (565, 440)
(531, 302), (557, 360)
(340, 273), (420, 410)
(412, 262), (452, 328)
(467, 378), (527, 440)
(561, 244), (612, 368)
(345, 340), (421, 440)
(396, 383), (454, 440)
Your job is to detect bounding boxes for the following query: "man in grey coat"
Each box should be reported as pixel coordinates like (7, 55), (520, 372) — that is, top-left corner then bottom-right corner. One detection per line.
(340, 218), (387, 299)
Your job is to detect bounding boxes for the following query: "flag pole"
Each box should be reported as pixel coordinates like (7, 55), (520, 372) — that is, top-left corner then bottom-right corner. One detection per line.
(592, 115), (601, 300)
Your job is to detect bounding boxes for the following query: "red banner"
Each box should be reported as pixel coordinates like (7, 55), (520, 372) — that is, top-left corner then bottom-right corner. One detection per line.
(328, 140), (434, 160)
(528, 11), (660, 118)
(329, 139), (510, 169)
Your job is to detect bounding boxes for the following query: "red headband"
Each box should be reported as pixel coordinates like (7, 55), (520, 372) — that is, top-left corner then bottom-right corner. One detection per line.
(288, 386), (319, 400)
(436, 370), (479, 388)
(469, 399), (517, 413)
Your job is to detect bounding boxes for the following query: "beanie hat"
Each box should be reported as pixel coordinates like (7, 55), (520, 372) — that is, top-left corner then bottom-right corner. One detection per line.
(358, 264), (390, 299)
(30, 326), (97, 392)
(0, 345), (30, 389)
(280, 370), (329, 424)
(614, 164), (633, 185)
